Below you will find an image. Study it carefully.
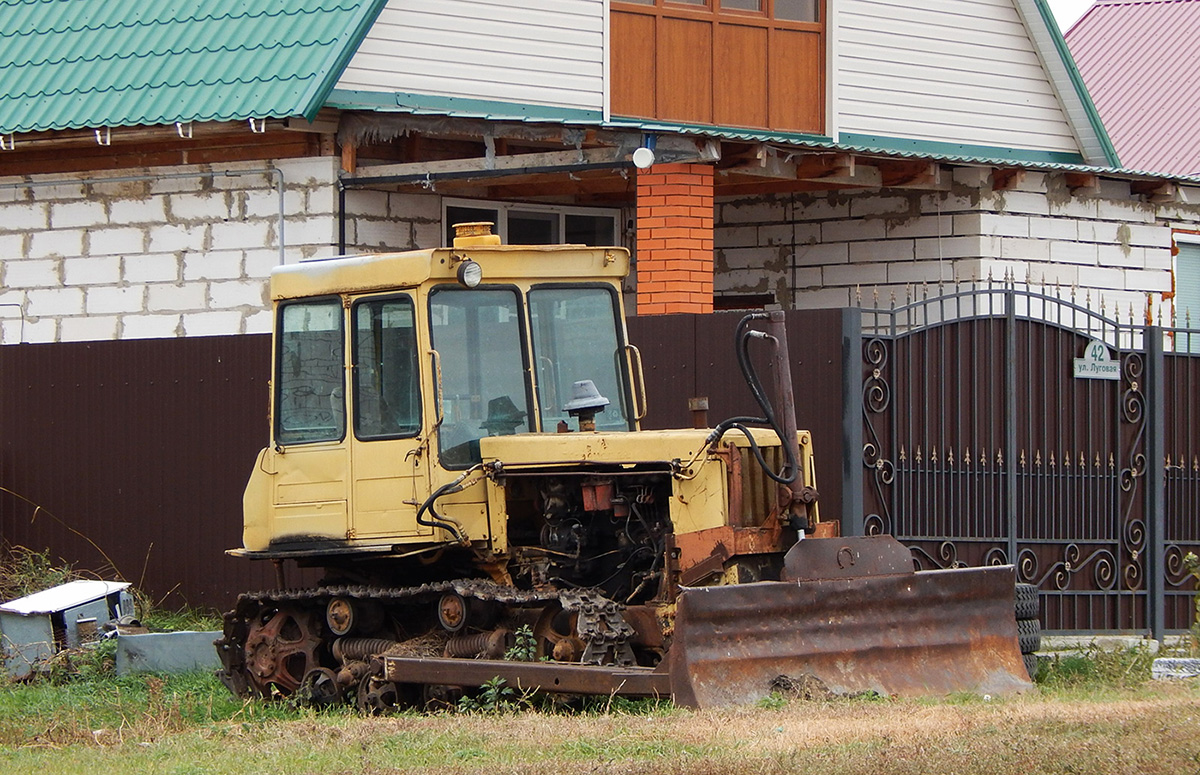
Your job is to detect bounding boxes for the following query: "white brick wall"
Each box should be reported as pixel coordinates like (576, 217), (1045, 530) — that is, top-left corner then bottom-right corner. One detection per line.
(715, 167), (1192, 318)
(0, 157), (436, 344)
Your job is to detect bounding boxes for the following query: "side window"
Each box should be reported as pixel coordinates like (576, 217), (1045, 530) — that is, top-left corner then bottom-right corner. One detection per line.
(353, 297), (422, 439)
(276, 300), (345, 445)
(1177, 241), (1200, 353)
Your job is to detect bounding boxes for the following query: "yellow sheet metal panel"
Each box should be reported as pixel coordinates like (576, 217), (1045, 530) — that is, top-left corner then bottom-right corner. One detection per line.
(271, 246), (630, 300)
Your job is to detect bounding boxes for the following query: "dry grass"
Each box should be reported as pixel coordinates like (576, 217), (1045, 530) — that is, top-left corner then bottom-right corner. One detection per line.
(4, 681), (1197, 775)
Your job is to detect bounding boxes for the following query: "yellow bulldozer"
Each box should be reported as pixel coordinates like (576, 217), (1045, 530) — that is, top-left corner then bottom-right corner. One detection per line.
(216, 223), (1033, 710)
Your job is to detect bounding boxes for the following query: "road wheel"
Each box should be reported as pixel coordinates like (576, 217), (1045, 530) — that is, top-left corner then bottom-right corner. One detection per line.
(1015, 583), (1039, 620)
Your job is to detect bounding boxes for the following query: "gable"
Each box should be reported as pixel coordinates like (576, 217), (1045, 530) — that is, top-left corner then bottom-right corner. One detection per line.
(0, 0), (387, 135)
(834, 0), (1115, 166)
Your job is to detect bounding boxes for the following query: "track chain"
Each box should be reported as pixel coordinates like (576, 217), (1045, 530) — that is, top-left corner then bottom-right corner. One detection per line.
(215, 580), (636, 696)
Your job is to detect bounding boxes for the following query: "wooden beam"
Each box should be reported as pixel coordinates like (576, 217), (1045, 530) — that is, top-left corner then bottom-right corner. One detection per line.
(992, 168), (1025, 191)
(1064, 171), (1099, 193)
(347, 146), (629, 183)
(1131, 179), (1177, 203)
(878, 160), (948, 190)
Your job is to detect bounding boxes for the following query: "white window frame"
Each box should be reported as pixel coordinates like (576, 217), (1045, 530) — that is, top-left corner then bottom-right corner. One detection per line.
(442, 198), (622, 247)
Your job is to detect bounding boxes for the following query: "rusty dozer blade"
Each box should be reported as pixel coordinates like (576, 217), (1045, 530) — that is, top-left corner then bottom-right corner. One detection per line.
(669, 536), (1033, 708)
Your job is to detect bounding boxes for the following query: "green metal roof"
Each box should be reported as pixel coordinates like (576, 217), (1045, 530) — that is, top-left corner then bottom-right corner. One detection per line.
(0, 0), (387, 135)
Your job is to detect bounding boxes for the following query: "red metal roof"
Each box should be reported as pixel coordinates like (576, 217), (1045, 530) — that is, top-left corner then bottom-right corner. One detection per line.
(1066, 0), (1200, 175)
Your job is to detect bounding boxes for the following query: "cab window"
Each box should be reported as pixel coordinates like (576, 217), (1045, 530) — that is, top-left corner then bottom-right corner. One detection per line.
(276, 300), (345, 445)
(352, 296), (422, 439)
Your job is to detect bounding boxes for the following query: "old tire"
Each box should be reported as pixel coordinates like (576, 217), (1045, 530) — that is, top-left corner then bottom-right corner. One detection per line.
(1023, 653), (1039, 681)
(1017, 618), (1041, 655)
(1015, 583), (1039, 620)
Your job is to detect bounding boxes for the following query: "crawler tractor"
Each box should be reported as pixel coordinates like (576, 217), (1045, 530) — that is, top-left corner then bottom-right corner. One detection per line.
(216, 224), (1032, 709)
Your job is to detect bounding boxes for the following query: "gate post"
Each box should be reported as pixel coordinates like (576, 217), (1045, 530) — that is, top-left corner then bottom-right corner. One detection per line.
(1146, 325), (1165, 641)
(1005, 286), (1018, 567)
(842, 307), (864, 536)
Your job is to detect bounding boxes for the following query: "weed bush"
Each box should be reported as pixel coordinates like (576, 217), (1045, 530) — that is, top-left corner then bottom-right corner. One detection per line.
(1034, 644), (1155, 690)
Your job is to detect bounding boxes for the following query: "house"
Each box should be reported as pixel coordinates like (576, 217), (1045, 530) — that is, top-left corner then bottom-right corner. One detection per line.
(0, 0), (1195, 344)
(1066, 0), (1200, 324)
(2, 0), (1199, 609)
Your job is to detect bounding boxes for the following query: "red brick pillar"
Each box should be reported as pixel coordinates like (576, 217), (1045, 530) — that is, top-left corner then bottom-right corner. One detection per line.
(635, 163), (714, 314)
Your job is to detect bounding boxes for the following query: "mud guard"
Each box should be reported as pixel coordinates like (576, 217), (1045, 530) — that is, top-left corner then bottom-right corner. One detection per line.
(669, 554), (1032, 708)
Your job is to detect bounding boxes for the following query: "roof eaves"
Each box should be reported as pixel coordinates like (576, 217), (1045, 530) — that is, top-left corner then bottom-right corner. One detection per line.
(1014, 0), (1121, 167)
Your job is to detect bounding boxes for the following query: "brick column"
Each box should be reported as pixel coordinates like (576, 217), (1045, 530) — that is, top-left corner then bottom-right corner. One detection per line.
(635, 163), (714, 314)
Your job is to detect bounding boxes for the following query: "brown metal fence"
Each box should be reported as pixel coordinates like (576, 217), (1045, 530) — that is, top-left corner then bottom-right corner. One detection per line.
(0, 334), (281, 609)
(1, 299), (1195, 634)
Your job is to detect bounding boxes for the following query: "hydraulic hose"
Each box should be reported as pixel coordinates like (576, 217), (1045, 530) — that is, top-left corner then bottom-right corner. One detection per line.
(415, 465), (479, 544)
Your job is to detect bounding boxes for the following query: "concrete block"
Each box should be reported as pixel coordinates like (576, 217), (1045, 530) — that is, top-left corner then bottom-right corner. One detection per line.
(30, 181), (85, 200)
(1011, 171), (1048, 194)
(915, 235), (993, 261)
(1145, 247), (1173, 271)
(1022, 263), (1079, 287)
(719, 197), (786, 224)
(1095, 197), (1155, 224)
(1048, 197), (1098, 220)
(1076, 265), (1126, 290)
(887, 214), (952, 239)
(209, 219), (272, 251)
(793, 241), (848, 266)
(1125, 223), (1172, 248)
(758, 222), (820, 246)
(822, 218), (886, 242)
(124, 253), (180, 283)
(1097, 243), (1144, 269)
(109, 197), (166, 225)
(720, 246), (769, 271)
(789, 196), (850, 221)
(714, 225), (758, 249)
(284, 217), (336, 247)
(50, 200), (107, 229)
(169, 192), (232, 222)
(354, 218), (410, 250)
(244, 248), (283, 279)
(278, 156), (338, 187)
(87, 179), (149, 199)
(411, 221), (441, 250)
(791, 266), (823, 288)
(147, 283), (207, 312)
(0, 232), (26, 260)
(244, 308), (272, 334)
(999, 237), (1051, 261)
(28, 229), (84, 259)
(116, 631), (223, 675)
(792, 285), (852, 309)
(60, 315), (119, 342)
(305, 182), (339, 217)
(952, 167), (990, 188)
(887, 260), (955, 285)
(27, 287), (84, 316)
(120, 313), (181, 339)
(64, 256), (121, 286)
(4, 258), (60, 287)
(391, 192), (441, 222)
(850, 239), (914, 263)
(87, 286), (146, 315)
(208, 280), (266, 310)
(149, 174), (207, 196)
(242, 188), (305, 220)
(1027, 217), (1077, 241)
(992, 190), (1050, 216)
(1124, 268), (1172, 293)
(957, 213), (1030, 238)
(1050, 241), (1099, 266)
(825, 262), (888, 286)
(344, 189), (389, 219)
(22, 317), (58, 343)
(0, 203), (49, 231)
(1097, 178), (1132, 199)
(1152, 658), (1200, 680)
(850, 196), (911, 218)
(184, 251), (243, 281)
(149, 224), (207, 254)
(89, 227), (146, 256)
(183, 311), (245, 337)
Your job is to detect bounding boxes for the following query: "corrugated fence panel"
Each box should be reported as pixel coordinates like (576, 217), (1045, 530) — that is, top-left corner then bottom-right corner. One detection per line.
(0, 334), (285, 610)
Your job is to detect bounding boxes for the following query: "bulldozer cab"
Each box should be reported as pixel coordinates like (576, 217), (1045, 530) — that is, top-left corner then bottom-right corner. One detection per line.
(239, 231), (639, 555)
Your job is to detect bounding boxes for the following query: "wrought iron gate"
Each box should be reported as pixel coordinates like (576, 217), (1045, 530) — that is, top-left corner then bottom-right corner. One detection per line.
(859, 283), (1200, 636)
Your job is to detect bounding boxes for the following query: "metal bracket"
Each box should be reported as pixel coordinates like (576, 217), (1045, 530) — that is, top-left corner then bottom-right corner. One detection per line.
(0, 134), (12, 151)
(94, 127), (111, 146)
(248, 118), (267, 134)
(175, 121), (193, 139)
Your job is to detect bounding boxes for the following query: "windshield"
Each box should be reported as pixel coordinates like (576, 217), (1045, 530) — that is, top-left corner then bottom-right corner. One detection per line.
(429, 287), (532, 467)
(529, 286), (630, 432)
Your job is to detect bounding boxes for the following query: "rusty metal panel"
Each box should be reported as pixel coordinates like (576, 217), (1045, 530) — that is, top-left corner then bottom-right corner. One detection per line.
(0, 335), (297, 609)
(670, 565), (1032, 708)
(384, 655), (671, 698)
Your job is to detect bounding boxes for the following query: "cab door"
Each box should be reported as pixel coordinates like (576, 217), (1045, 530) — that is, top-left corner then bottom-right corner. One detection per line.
(271, 299), (352, 540)
(348, 295), (432, 539)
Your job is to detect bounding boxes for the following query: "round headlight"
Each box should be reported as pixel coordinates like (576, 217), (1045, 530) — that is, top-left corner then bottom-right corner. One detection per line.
(456, 259), (483, 288)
